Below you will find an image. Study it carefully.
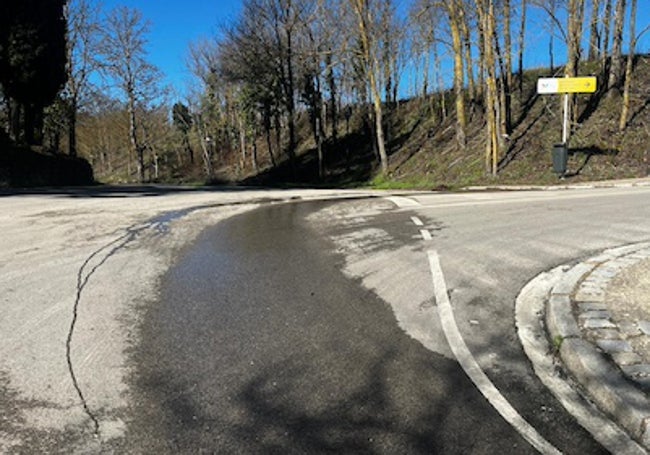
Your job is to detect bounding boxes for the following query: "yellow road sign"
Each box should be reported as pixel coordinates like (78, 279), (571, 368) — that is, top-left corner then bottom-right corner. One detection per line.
(537, 77), (597, 94)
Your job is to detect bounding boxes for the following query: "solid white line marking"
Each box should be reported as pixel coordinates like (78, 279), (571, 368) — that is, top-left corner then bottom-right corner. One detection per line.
(427, 250), (561, 455)
(411, 216), (424, 226)
(420, 229), (432, 241)
(386, 196), (421, 208)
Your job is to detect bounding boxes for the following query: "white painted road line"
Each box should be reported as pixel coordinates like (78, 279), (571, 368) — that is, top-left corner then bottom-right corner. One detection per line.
(411, 216), (424, 226)
(420, 229), (433, 241)
(386, 196), (421, 208)
(427, 250), (561, 455)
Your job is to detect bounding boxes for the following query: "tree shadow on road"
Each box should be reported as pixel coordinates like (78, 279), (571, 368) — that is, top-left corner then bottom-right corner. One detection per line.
(126, 343), (534, 454)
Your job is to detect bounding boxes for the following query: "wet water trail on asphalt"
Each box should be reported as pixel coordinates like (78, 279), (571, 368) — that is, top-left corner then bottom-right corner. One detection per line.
(123, 201), (552, 454)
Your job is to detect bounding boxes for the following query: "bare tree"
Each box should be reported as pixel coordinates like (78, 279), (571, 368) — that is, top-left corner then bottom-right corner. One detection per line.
(475, 0), (500, 175)
(445, 0), (468, 148)
(501, 0), (513, 134)
(607, 0), (626, 96)
(266, 0), (315, 174)
(601, 0), (613, 61)
(218, 0), (317, 175)
(172, 102), (194, 165)
(63, 0), (101, 157)
(379, 0), (403, 109)
(517, 0), (527, 95)
(186, 38), (223, 178)
(587, 0), (601, 60)
(566, 0), (585, 80)
(619, 0), (646, 130)
(459, 3), (477, 104)
(350, 0), (390, 174)
(100, 6), (161, 183)
(410, 0), (435, 100)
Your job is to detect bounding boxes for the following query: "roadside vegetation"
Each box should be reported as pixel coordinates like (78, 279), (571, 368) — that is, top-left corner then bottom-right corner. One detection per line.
(1, 0), (648, 188)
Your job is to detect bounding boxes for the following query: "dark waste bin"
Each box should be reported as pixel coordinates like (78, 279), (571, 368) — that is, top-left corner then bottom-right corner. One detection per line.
(552, 143), (568, 176)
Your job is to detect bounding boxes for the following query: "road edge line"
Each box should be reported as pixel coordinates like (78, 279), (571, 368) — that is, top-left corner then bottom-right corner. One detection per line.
(427, 250), (561, 455)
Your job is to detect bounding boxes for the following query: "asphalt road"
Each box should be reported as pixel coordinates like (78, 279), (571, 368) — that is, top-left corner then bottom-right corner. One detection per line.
(3, 185), (650, 453)
(122, 186), (650, 453)
(125, 202), (539, 453)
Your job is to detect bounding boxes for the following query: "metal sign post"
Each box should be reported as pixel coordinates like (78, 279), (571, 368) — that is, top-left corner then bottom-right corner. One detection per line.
(563, 92), (569, 144)
(537, 76), (597, 176)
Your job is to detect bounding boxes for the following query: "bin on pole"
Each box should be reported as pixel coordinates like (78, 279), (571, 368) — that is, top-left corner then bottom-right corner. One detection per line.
(552, 143), (568, 176)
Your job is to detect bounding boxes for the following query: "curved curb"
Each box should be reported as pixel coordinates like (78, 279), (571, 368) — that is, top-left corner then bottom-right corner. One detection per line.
(545, 243), (650, 449)
(516, 268), (647, 454)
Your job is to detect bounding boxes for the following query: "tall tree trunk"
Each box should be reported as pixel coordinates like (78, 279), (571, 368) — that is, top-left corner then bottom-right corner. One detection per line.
(325, 52), (338, 142)
(588, 0), (602, 60)
(477, 14), (486, 104)
(366, 101), (379, 161)
(517, 0), (527, 96)
(352, 0), (389, 174)
(263, 106), (276, 168)
(600, 0), (613, 86)
(23, 103), (38, 146)
(238, 116), (247, 174)
(9, 100), (21, 143)
(619, 0), (637, 130)
(67, 99), (78, 157)
(316, 108), (324, 179)
(265, 127), (276, 168)
(152, 149), (159, 180)
(250, 120), (258, 173)
(184, 133), (194, 164)
(548, 0), (556, 73)
(601, 0), (613, 58)
(607, 0), (626, 97)
(477, 0), (500, 175)
(422, 45), (430, 100)
(447, 0), (467, 149)
(566, 0), (585, 77)
(503, 0), (513, 134)
(434, 44), (447, 120)
(460, 10), (476, 103)
(128, 95), (144, 182)
(371, 86), (388, 174)
(274, 110), (282, 165)
(566, 0), (586, 130)
(285, 25), (297, 174)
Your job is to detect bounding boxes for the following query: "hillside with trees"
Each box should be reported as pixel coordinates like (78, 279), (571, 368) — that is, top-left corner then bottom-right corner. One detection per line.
(1, 0), (648, 188)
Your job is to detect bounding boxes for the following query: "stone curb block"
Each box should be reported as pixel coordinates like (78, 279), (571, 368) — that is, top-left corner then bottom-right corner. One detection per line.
(560, 339), (650, 447)
(551, 262), (596, 296)
(546, 262), (594, 340)
(547, 294), (580, 339)
(604, 243), (650, 258)
(546, 245), (650, 449)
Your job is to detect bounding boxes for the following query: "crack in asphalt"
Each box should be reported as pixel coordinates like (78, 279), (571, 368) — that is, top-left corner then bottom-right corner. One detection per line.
(66, 228), (141, 436)
(66, 209), (186, 436)
(64, 201), (262, 437)
(63, 197), (338, 437)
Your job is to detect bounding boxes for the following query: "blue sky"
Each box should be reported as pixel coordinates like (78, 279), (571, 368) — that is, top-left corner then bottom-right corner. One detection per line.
(101, 0), (243, 96)
(98, 0), (650, 100)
